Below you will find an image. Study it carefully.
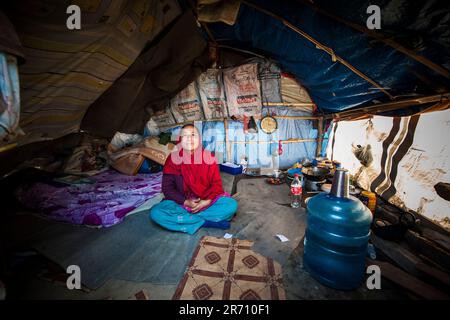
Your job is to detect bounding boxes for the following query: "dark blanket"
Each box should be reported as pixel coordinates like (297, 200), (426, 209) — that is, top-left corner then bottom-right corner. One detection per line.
(81, 10), (210, 138)
(0, 10), (25, 63)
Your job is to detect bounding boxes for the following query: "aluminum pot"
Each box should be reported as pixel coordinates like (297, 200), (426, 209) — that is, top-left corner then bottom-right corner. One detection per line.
(301, 166), (330, 181)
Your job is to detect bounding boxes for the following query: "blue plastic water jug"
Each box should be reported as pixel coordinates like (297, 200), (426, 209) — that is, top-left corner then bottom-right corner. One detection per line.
(303, 168), (373, 290)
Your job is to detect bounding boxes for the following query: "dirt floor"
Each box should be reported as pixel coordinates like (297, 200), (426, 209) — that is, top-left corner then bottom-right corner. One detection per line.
(1, 172), (409, 300)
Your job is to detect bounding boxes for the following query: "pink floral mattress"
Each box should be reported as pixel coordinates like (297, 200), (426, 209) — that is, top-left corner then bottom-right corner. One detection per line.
(15, 170), (162, 227)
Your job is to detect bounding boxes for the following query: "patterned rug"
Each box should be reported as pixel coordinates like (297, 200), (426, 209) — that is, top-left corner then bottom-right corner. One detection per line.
(173, 236), (286, 300)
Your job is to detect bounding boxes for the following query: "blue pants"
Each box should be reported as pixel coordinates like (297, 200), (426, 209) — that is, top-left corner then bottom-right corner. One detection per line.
(150, 197), (238, 234)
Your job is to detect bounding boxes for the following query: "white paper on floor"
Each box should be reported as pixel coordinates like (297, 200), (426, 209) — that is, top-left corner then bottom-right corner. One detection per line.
(223, 233), (233, 239)
(276, 234), (289, 242)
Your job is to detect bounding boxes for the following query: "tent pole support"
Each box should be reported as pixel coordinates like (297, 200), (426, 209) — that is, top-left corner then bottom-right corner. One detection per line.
(224, 118), (232, 162)
(327, 93), (450, 121)
(159, 116), (320, 129)
(263, 102), (315, 107)
(316, 116), (324, 157)
(295, 0), (450, 80)
(241, 0), (394, 100)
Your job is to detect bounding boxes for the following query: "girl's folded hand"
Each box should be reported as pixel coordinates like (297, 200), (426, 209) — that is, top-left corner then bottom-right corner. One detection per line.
(191, 199), (212, 213)
(184, 198), (200, 208)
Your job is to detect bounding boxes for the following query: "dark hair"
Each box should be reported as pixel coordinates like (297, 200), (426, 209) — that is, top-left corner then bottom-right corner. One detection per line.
(181, 123), (195, 130)
(180, 123), (200, 134)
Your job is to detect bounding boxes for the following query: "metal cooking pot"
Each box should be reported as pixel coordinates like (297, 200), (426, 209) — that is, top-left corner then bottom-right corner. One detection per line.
(302, 166), (330, 181)
(304, 178), (327, 192)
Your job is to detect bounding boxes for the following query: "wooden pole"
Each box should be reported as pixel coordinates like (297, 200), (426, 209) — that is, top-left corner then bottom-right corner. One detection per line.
(223, 118), (232, 162)
(241, 0), (394, 100)
(273, 115), (319, 120)
(159, 115), (320, 129)
(370, 260), (450, 300)
(263, 102), (315, 107)
(327, 93), (450, 121)
(296, 0), (450, 80)
(214, 138), (317, 144)
(316, 116), (324, 157)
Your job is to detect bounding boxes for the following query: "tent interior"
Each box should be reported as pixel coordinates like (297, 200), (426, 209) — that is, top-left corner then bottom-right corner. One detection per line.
(0, 0), (449, 300)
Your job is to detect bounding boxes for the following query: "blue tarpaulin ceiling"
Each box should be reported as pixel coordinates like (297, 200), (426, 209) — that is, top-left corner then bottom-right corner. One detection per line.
(206, 0), (450, 114)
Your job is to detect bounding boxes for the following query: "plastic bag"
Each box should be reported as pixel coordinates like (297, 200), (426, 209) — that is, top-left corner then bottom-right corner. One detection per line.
(352, 144), (373, 167)
(110, 132), (143, 150)
(145, 118), (160, 137)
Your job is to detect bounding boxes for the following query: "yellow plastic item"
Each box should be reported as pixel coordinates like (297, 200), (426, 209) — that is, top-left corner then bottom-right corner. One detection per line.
(360, 191), (376, 214)
(293, 162), (302, 169)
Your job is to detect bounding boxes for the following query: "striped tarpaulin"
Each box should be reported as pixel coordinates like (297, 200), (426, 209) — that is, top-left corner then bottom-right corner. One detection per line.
(326, 110), (450, 230)
(7, 0), (180, 146)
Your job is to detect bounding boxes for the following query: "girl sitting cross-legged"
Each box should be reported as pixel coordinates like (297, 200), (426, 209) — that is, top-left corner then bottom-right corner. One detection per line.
(149, 124), (238, 234)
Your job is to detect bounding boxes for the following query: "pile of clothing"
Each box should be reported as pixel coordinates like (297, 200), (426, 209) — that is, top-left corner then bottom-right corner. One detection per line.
(107, 131), (175, 176)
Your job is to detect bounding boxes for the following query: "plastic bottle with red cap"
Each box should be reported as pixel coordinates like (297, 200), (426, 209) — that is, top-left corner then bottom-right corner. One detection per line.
(290, 174), (302, 208)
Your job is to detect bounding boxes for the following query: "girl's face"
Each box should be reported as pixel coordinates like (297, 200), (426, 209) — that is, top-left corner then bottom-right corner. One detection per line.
(180, 126), (200, 152)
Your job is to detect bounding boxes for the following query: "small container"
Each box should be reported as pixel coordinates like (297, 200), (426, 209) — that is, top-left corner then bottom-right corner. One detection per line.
(273, 169), (282, 178)
(219, 162), (243, 175)
(360, 191), (376, 214)
(290, 174), (302, 208)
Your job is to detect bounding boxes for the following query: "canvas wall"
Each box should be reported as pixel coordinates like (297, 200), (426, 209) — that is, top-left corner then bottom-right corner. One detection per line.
(326, 110), (450, 230)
